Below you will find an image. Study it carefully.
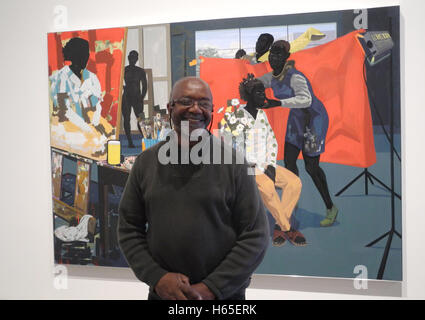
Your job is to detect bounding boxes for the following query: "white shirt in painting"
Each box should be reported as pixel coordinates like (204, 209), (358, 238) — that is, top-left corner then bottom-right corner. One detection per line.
(220, 103), (278, 172)
(50, 65), (103, 131)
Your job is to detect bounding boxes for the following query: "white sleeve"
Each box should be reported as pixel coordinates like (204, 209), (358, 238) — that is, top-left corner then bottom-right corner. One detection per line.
(263, 113), (278, 168)
(280, 74), (312, 109)
(90, 74), (103, 126)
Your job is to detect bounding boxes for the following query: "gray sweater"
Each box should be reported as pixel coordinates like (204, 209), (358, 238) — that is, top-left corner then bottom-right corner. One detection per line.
(117, 135), (269, 299)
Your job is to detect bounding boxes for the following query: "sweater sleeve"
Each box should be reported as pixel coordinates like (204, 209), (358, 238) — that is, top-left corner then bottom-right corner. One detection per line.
(280, 73), (312, 108)
(202, 163), (270, 299)
(117, 156), (168, 288)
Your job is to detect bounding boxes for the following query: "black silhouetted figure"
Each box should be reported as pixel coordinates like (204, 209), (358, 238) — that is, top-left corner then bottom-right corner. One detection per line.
(235, 49), (247, 59)
(122, 50), (148, 148)
(56, 38), (90, 122)
(63, 37), (90, 79)
(255, 33), (274, 62)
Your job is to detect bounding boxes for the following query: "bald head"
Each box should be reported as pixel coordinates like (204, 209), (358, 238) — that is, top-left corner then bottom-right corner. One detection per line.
(167, 77), (213, 138)
(170, 77), (212, 102)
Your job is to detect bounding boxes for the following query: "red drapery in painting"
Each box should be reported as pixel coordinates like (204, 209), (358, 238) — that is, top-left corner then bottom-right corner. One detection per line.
(200, 30), (376, 168)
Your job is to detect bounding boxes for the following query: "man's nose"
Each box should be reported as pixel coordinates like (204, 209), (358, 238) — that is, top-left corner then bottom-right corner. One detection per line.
(188, 101), (203, 113)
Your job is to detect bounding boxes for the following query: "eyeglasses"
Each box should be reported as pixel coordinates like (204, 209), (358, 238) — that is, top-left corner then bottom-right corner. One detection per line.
(172, 97), (213, 111)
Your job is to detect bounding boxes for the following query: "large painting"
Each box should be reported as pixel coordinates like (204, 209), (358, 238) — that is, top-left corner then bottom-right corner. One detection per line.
(49, 6), (401, 283)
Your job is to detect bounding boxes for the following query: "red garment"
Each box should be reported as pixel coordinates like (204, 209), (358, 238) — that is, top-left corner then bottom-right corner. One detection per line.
(200, 30), (376, 167)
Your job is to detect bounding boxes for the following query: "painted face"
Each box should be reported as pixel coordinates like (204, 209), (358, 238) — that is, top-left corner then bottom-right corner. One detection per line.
(167, 79), (213, 136)
(268, 46), (287, 72)
(128, 53), (138, 65)
(71, 49), (90, 70)
(255, 34), (273, 55)
(250, 82), (266, 108)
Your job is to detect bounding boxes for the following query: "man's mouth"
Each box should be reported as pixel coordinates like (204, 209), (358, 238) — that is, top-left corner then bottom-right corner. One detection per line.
(183, 118), (204, 123)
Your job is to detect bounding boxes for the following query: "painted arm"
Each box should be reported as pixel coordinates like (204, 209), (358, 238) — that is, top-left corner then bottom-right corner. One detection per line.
(280, 74), (312, 108)
(140, 68), (148, 102)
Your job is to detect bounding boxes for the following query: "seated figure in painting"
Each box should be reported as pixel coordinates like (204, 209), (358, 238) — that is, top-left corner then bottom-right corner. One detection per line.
(219, 74), (306, 246)
(49, 37), (114, 157)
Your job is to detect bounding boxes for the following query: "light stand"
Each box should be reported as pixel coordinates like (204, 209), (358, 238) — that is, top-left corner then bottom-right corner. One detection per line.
(364, 22), (402, 279)
(335, 31), (400, 199)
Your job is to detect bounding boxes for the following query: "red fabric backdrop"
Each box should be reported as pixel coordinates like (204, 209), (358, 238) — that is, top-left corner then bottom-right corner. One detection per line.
(200, 30), (376, 168)
(47, 28), (126, 127)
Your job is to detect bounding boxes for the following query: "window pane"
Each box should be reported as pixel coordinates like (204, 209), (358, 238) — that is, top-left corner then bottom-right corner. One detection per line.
(196, 29), (239, 58)
(143, 26), (168, 77)
(126, 28), (140, 67)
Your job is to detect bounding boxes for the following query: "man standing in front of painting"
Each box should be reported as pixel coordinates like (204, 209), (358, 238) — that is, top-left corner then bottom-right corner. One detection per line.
(118, 77), (269, 300)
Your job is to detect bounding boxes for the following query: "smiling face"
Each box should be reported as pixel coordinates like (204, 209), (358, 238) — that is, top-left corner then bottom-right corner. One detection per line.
(167, 77), (213, 138)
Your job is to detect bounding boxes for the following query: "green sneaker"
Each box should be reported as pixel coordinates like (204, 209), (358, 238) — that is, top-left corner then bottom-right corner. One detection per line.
(320, 205), (338, 227)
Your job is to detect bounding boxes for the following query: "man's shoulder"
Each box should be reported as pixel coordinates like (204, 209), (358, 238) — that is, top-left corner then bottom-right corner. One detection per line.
(134, 141), (167, 165)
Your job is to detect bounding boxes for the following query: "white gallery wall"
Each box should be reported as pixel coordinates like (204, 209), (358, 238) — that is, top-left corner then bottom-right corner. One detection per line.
(0, 0), (424, 299)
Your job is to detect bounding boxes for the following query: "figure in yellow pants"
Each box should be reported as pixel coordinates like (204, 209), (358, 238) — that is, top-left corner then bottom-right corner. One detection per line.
(219, 74), (306, 246)
(255, 167), (303, 245)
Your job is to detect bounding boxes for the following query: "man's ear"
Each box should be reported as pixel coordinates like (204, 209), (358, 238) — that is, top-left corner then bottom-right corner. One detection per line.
(167, 103), (173, 115)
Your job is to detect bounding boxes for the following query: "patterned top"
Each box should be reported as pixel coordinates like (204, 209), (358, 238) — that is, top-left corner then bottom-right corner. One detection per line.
(50, 65), (103, 128)
(219, 100), (278, 172)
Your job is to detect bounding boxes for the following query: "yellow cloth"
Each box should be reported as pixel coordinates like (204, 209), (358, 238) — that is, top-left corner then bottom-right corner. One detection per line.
(50, 111), (114, 159)
(257, 27), (326, 62)
(289, 27), (326, 53)
(255, 166), (302, 231)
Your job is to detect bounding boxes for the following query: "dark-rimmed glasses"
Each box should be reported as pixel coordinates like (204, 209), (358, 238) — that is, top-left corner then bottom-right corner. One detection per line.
(171, 97), (213, 111)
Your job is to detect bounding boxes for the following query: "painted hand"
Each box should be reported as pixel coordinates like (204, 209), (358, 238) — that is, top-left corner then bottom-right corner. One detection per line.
(264, 165), (276, 183)
(262, 98), (282, 109)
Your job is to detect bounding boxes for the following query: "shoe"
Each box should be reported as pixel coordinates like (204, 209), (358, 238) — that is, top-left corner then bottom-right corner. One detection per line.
(320, 205), (338, 227)
(283, 228), (307, 246)
(272, 225), (286, 247)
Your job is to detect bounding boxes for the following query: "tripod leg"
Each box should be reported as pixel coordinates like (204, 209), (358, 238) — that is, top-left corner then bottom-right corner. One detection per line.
(368, 173), (401, 199)
(367, 173), (375, 185)
(365, 169), (368, 195)
(395, 230), (402, 239)
(377, 231), (394, 280)
(335, 171), (365, 197)
(366, 230), (390, 247)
